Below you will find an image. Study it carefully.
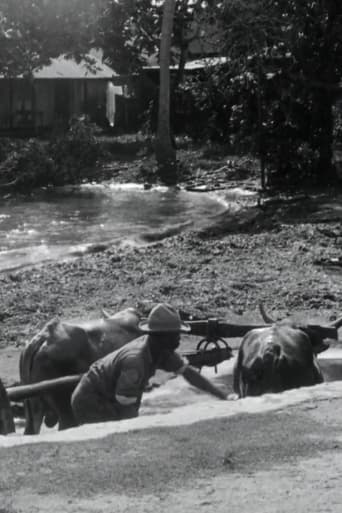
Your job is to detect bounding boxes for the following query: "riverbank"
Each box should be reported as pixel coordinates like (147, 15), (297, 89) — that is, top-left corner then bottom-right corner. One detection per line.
(2, 149), (342, 511)
(2, 386), (342, 513)
(1, 149), (342, 352)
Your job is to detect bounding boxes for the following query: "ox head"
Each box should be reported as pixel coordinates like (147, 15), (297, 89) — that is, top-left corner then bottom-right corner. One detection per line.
(259, 303), (342, 354)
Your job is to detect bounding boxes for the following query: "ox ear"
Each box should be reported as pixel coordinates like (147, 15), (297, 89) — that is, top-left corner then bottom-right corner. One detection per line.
(101, 308), (112, 320)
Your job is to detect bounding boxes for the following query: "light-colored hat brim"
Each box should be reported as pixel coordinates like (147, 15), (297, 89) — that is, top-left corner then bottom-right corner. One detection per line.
(138, 321), (191, 334)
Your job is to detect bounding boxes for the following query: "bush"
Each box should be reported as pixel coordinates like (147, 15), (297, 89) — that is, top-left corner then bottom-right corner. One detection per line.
(48, 116), (102, 185)
(0, 139), (55, 190)
(0, 138), (18, 164)
(0, 117), (104, 191)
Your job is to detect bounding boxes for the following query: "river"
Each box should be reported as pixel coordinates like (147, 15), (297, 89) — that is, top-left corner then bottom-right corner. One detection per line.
(0, 183), (231, 272)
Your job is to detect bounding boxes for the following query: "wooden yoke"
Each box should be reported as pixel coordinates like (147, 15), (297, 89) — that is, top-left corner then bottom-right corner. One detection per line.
(188, 319), (339, 343)
(187, 319), (270, 339)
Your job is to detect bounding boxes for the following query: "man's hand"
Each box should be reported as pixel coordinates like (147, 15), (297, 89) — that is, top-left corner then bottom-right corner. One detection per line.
(182, 365), (228, 400)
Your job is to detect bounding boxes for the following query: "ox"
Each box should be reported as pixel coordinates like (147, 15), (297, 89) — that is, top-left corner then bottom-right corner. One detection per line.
(20, 307), (142, 434)
(233, 304), (342, 397)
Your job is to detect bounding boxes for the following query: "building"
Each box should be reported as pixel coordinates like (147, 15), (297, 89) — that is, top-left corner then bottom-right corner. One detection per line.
(0, 54), (130, 134)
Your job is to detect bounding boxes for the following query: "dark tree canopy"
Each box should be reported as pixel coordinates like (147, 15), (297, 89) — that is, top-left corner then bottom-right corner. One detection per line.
(0, 0), (104, 76)
(214, 0), (342, 186)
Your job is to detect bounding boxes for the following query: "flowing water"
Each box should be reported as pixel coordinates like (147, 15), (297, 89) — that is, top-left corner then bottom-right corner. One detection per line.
(0, 183), (231, 272)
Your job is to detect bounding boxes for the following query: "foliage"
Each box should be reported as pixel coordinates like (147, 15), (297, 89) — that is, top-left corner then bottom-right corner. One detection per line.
(49, 117), (102, 185)
(0, 139), (55, 189)
(0, 137), (17, 163)
(171, 64), (236, 145)
(97, 0), (160, 74)
(333, 103), (342, 148)
(0, 118), (103, 190)
(213, 0), (342, 187)
(0, 0), (104, 76)
(96, 0), (219, 75)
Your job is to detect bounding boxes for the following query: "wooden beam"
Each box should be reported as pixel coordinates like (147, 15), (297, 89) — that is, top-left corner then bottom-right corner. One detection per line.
(187, 320), (338, 342)
(188, 320), (269, 338)
(6, 374), (82, 402)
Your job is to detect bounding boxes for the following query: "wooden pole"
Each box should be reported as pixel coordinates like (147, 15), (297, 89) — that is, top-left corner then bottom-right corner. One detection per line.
(6, 374), (82, 402)
(188, 320), (269, 338)
(188, 320), (337, 342)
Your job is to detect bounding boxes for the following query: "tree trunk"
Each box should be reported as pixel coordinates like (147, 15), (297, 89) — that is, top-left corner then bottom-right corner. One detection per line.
(317, 91), (336, 184)
(155, 0), (177, 185)
(313, 1), (339, 185)
(257, 57), (266, 189)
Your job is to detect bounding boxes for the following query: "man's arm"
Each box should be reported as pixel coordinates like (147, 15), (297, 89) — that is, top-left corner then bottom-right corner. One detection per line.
(161, 351), (227, 400)
(115, 363), (144, 419)
(180, 365), (227, 400)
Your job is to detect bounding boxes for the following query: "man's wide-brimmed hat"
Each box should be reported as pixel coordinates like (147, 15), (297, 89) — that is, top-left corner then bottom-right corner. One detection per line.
(139, 303), (191, 334)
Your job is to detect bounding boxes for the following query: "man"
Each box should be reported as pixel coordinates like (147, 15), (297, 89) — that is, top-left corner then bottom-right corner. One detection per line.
(71, 303), (227, 424)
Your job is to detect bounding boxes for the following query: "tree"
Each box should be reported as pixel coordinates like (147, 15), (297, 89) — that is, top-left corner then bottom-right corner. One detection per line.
(0, 0), (104, 76)
(97, 0), (160, 74)
(155, 0), (177, 185)
(97, 1), (219, 75)
(219, 0), (342, 187)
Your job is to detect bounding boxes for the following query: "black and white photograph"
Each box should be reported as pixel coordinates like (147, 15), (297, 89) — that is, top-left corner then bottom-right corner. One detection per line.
(1, 1), (342, 511)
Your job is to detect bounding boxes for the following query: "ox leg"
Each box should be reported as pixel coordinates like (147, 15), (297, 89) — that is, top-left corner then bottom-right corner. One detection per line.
(313, 359), (324, 384)
(50, 390), (78, 431)
(233, 350), (244, 398)
(23, 397), (44, 435)
(0, 378), (15, 435)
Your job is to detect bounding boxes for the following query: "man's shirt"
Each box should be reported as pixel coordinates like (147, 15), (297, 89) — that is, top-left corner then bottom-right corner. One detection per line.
(86, 335), (185, 407)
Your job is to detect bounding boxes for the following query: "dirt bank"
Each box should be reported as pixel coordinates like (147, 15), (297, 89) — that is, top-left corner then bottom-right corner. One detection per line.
(1, 394), (342, 513)
(1, 152), (342, 373)
(1, 151), (342, 512)
(1, 205), (342, 350)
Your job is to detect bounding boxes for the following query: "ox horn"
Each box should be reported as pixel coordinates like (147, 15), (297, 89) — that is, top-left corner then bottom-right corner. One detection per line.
(101, 308), (111, 319)
(329, 315), (342, 330)
(258, 302), (276, 324)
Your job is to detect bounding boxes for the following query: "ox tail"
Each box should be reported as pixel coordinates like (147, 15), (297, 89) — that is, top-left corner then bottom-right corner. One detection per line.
(20, 318), (59, 434)
(262, 343), (282, 382)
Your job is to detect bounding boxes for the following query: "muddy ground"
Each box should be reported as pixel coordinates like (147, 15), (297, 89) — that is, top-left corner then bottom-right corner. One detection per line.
(1, 149), (342, 512)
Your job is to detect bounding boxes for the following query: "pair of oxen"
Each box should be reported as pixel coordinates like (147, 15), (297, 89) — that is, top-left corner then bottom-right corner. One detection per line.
(18, 304), (342, 435)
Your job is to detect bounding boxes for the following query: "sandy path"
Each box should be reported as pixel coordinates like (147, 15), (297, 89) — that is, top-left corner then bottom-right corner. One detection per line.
(7, 450), (342, 513)
(1, 400), (342, 513)
(1, 377), (342, 512)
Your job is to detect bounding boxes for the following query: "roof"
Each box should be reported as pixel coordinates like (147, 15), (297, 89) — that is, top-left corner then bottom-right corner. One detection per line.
(33, 54), (117, 79)
(143, 56), (228, 71)
(0, 54), (117, 80)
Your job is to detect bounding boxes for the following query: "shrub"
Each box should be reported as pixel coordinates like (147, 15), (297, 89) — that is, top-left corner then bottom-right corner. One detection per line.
(48, 116), (102, 184)
(0, 139), (55, 190)
(0, 117), (104, 191)
(0, 138), (18, 164)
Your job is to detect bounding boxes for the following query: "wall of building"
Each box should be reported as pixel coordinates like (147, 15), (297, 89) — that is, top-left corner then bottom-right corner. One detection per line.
(0, 79), (114, 133)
